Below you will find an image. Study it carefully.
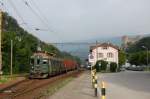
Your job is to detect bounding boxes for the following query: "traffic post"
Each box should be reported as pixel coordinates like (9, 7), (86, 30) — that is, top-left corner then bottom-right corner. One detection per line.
(94, 75), (98, 97)
(101, 81), (106, 99)
(92, 71), (95, 87)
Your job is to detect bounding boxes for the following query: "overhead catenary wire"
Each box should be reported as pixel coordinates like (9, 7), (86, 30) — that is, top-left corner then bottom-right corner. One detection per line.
(22, 0), (54, 32)
(30, 0), (50, 25)
(2, 0), (64, 42)
(0, 0), (9, 14)
(0, 1), (4, 6)
(0, 1), (31, 29)
(6, 0), (31, 30)
(22, 0), (62, 42)
(0, 0), (17, 21)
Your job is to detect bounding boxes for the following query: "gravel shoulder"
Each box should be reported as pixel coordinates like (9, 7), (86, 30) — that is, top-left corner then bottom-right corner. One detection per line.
(49, 71), (97, 99)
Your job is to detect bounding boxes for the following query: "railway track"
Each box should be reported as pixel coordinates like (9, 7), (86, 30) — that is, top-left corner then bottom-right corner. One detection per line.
(0, 70), (82, 99)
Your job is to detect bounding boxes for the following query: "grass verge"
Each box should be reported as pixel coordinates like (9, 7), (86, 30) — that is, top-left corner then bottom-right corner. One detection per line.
(0, 75), (16, 84)
(0, 73), (28, 84)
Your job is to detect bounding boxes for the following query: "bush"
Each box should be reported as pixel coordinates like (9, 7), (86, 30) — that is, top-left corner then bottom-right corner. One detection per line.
(110, 62), (117, 72)
(95, 60), (108, 72)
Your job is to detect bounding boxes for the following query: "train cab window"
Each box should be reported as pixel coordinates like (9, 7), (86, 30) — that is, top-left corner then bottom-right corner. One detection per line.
(37, 59), (40, 65)
(43, 59), (48, 64)
(30, 59), (34, 65)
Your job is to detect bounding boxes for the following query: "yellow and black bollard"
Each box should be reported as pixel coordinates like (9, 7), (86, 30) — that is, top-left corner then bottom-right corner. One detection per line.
(91, 68), (98, 97)
(94, 75), (98, 97)
(91, 71), (95, 87)
(101, 81), (106, 99)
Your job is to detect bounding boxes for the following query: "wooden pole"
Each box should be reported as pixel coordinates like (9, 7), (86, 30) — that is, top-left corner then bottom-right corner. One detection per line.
(11, 40), (13, 76)
(0, 9), (3, 75)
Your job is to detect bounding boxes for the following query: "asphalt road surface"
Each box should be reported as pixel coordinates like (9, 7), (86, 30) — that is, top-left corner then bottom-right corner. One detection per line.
(99, 71), (150, 99)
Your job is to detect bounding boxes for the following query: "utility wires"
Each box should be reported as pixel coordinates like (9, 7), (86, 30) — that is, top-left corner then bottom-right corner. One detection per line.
(6, 0), (31, 30)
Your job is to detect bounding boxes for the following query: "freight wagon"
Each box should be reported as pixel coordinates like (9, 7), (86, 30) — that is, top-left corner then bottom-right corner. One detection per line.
(29, 51), (78, 78)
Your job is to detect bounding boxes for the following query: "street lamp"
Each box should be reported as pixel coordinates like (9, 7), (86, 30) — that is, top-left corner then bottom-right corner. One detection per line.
(142, 46), (149, 68)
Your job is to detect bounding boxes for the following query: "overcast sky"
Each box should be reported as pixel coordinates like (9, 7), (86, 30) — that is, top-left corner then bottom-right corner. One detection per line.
(1, 0), (150, 43)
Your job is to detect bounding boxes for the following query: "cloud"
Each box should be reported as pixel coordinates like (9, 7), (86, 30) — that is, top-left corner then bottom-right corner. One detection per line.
(3, 0), (150, 42)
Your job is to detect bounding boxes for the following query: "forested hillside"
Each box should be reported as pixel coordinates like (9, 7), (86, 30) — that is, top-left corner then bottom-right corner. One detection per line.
(126, 36), (150, 65)
(1, 12), (80, 74)
(126, 37), (150, 53)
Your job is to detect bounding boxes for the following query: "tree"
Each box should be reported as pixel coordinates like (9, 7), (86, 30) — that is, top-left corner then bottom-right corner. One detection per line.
(126, 36), (150, 53)
(110, 62), (117, 72)
(1, 12), (80, 74)
(95, 60), (108, 72)
(119, 50), (126, 66)
(128, 51), (149, 66)
(126, 36), (150, 66)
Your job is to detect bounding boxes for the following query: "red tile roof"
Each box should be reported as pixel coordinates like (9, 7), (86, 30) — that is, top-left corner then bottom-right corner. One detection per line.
(90, 43), (119, 50)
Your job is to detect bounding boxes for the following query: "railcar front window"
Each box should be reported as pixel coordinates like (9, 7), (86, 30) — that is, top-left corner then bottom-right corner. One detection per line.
(30, 59), (34, 65)
(37, 59), (40, 65)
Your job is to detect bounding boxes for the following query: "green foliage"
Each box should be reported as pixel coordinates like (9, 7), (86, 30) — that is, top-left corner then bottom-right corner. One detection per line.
(0, 76), (10, 83)
(95, 60), (108, 72)
(1, 12), (81, 74)
(126, 36), (150, 66)
(110, 62), (117, 72)
(119, 50), (126, 66)
(128, 51), (149, 65)
(126, 36), (150, 53)
(41, 43), (60, 56)
(0, 13), (50, 74)
(95, 61), (100, 72)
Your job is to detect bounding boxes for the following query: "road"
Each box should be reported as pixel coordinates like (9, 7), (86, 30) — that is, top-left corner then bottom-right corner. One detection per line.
(98, 71), (150, 99)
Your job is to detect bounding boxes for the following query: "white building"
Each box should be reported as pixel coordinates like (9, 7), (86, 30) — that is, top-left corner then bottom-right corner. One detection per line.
(88, 43), (119, 66)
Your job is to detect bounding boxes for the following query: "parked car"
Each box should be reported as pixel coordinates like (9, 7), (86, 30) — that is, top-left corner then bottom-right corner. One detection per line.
(126, 66), (144, 71)
(120, 67), (125, 71)
(86, 65), (91, 70)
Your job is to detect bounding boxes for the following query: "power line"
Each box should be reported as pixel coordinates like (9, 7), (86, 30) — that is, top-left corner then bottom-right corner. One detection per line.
(6, 0), (31, 30)
(0, 0), (16, 20)
(0, 0), (9, 13)
(22, 0), (54, 33)
(0, 1), (4, 6)
(22, 0), (62, 42)
(31, 0), (50, 25)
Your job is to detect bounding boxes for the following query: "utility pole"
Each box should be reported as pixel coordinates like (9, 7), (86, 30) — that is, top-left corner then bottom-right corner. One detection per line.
(142, 46), (149, 70)
(146, 48), (149, 70)
(0, 9), (3, 75)
(10, 40), (13, 76)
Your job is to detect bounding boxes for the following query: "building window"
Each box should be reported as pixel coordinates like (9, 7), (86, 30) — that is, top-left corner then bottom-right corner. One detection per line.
(98, 53), (103, 58)
(30, 58), (34, 65)
(102, 47), (107, 50)
(89, 54), (94, 59)
(107, 53), (113, 58)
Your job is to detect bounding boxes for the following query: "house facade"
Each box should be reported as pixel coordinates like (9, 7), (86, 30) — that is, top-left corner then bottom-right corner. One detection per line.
(88, 43), (119, 66)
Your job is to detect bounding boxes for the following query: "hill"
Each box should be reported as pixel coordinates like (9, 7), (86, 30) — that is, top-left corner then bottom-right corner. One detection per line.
(126, 36), (150, 53)
(2, 12), (79, 74)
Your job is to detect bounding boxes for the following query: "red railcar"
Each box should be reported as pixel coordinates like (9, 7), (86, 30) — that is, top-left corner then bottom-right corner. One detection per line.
(63, 59), (77, 71)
